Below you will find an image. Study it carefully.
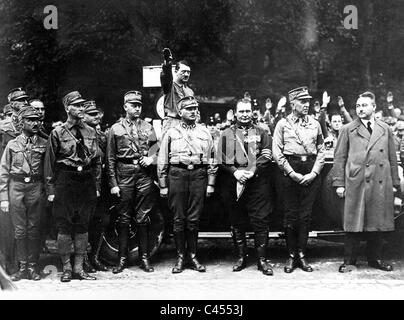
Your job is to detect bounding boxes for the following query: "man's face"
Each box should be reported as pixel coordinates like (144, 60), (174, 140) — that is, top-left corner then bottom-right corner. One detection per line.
(235, 102), (252, 125)
(356, 97), (376, 120)
(175, 63), (191, 84)
(397, 121), (404, 137)
(124, 102), (142, 119)
(30, 101), (45, 120)
(292, 98), (310, 117)
(22, 117), (39, 135)
(179, 106), (198, 122)
(330, 115), (343, 131)
(314, 101), (321, 113)
(66, 103), (85, 119)
(84, 112), (100, 127)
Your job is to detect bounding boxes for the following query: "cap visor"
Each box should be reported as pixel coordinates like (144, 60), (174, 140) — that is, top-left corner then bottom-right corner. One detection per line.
(126, 100), (142, 105)
(71, 98), (86, 104)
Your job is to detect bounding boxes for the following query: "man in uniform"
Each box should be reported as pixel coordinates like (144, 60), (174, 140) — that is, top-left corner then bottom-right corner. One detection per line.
(158, 96), (217, 274)
(29, 99), (51, 139)
(82, 100), (109, 272)
(334, 91), (399, 272)
(45, 91), (101, 282)
(0, 106), (47, 281)
(0, 101), (25, 157)
(107, 91), (158, 274)
(273, 86), (325, 273)
(160, 48), (194, 135)
(218, 97), (274, 276)
(7, 88), (29, 104)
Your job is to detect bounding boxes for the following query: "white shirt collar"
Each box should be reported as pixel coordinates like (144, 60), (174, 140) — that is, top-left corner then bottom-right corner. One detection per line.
(361, 118), (375, 129)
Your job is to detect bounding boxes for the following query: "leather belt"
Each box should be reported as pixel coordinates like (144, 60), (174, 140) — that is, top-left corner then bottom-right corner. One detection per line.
(171, 163), (204, 170)
(10, 174), (43, 183)
(117, 158), (141, 165)
(285, 155), (316, 162)
(57, 163), (92, 173)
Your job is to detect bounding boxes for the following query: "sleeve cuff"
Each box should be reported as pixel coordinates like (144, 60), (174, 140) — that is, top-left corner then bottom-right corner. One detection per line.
(208, 175), (216, 186)
(159, 177), (168, 189)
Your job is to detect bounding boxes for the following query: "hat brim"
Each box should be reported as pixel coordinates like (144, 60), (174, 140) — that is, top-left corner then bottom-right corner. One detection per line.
(85, 110), (99, 115)
(13, 95), (29, 100)
(70, 98), (86, 105)
(125, 100), (142, 105)
(296, 94), (312, 100)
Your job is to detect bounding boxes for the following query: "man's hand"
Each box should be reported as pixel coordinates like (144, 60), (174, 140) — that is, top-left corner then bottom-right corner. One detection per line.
(336, 187), (345, 198)
(387, 91), (394, 104)
(162, 48), (173, 64)
(300, 172), (317, 186)
(140, 156), (154, 167)
(47, 195), (55, 202)
(206, 186), (214, 198)
(111, 186), (121, 197)
(96, 191), (100, 198)
(289, 171), (304, 184)
(234, 170), (251, 184)
(160, 187), (168, 198)
(0, 201), (9, 213)
(276, 96), (287, 113)
(322, 91), (330, 106)
(337, 96), (345, 108)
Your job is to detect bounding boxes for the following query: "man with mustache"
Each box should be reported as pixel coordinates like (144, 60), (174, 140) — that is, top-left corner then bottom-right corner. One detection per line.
(273, 86), (325, 273)
(0, 106), (47, 281)
(107, 91), (158, 274)
(45, 91), (101, 282)
(333, 91), (399, 272)
(160, 48), (194, 135)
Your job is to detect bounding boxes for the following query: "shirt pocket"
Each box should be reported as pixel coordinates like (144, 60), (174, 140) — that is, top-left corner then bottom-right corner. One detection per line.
(84, 136), (97, 157)
(115, 133), (131, 152)
(59, 136), (76, 156)
(11, 150), (24, 167)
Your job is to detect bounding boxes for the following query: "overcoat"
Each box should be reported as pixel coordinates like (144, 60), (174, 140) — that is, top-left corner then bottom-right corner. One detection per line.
(332, 118), (400, 232)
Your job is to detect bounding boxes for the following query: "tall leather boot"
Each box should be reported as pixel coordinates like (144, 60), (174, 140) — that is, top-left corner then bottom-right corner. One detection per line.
(10, 239), (28, 281)
(73, 233), (96, 280)
(186, 230), (206, 272)
(137, 225), (154, 273)
(27, 238), (41, 281)
(231, 227), (247, 272)
(297, 225), (313, 272)
(90, 231), (109, 271)
(284, 227), (297, 273)
(112, 225), (129, 274)
(172, 231), (186, 274)
(57, 233), (73, 282)
(255, 231), (273, 276)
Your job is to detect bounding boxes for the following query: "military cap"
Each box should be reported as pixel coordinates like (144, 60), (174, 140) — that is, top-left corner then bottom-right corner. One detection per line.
(3, 104), (12, 115)
(178, 96), (199, 110)
(62, 91), (86, 107)
(288, 86), (312, 102)
(10, 101), (27, 112)
(17, 106), (40, 120)
(83, 100), (99, 114)
(8, 87), (29, 102)
(383, 116), (397, 125)
(124, 90), (142, 104)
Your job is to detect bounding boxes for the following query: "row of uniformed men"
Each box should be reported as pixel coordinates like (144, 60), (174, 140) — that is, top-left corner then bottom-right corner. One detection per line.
(0, 84), (398, 283)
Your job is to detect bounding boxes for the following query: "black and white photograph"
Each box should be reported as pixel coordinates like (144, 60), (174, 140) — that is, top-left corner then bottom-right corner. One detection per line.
(1, 0), (404, 304)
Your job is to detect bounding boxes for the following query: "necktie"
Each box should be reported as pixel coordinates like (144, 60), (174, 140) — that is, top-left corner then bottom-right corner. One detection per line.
(74, 125), (86, 160)
(367, 122), (373, 135)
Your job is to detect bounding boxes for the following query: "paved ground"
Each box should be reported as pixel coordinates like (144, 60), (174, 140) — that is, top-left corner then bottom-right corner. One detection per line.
(3, 238), (404, 299)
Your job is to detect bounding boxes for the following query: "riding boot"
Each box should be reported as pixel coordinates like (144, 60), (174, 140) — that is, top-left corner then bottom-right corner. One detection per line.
(83, 252), (96, 273)
(112, 225), (129, 274)
(57, 233), (73, 282)
(73, 233), (96, 280)
(284, 227), (298, 273)
(90, 231), (109, 271)
(172, 231), (186, 274)
(255, 231), (273, 276)
(186, 230), (206, 272)
(297, 225), (313, 272)
(137, 225), (154, 273)
(11, 239), (28, 281)
(231, 227), (247, 272)
(27, 238), (41, 280)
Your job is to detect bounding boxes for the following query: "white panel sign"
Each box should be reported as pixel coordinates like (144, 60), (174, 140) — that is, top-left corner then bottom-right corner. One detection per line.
(142, 65), (175, 88)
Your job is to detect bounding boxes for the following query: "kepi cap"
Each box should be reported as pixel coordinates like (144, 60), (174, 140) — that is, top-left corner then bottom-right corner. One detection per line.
(124, 91), (142, 105)
(178, 96), (198, 110)
(83, 100), (100, 114)
(8, 87), (29, 102)
(17, 106), (40, 120)
(288, 86), (312, 102)
(62, 91), (86, 107)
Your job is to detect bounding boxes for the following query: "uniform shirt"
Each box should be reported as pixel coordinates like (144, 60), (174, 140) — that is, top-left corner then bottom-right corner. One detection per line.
(218, 122), (272, 176)
(107, 118), (158, 189)
(272, 113), (325, 175)
(160, 63), (194, 118)
(96, 128), (107, 162)
(0, 119), (19, 157)
(157, 122), (217, 188)
(44, 119), (101, 195)
(0, 134), (47, 201)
